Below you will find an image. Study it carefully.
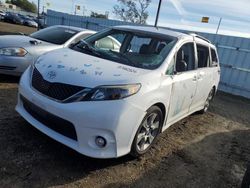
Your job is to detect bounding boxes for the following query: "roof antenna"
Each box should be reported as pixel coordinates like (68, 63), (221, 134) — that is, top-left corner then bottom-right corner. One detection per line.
(154, 0), (162, 29)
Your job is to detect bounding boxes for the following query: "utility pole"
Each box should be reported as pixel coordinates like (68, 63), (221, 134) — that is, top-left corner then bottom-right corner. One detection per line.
(71, 0), (74, 14)
(216, 17), (222, 34)
(154, 0), (162, 27)
(82, 5), (87, 16)
(37, 0), (40, 30)
(215, 17), (222, 47)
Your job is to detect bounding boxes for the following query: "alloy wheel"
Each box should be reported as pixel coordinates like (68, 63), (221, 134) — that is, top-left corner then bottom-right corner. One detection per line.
(136, 112), (160, 152)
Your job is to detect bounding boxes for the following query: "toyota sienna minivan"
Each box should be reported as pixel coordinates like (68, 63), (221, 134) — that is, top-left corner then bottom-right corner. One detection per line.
(16, 25), (220, 158)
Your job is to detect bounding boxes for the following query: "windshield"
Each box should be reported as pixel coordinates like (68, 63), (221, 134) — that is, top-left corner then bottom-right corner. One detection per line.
(72, 28), (177, 70)
(30, 27), (79, 45)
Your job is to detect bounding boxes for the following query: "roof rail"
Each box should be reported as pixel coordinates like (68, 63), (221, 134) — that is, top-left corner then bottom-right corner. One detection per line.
(189, 33), (211, 43)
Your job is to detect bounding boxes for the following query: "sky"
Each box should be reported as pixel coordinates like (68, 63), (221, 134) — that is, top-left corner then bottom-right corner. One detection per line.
(37, 0), (250, 38)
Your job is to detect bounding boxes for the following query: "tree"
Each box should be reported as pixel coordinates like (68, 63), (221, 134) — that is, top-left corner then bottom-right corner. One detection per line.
(90, 11), (108, 19)
(113, 0), (151, 24)
(6, 0), (37, 13)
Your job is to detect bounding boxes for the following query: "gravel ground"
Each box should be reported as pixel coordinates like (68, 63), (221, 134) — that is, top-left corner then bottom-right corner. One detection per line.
(0, 74), (250, 188)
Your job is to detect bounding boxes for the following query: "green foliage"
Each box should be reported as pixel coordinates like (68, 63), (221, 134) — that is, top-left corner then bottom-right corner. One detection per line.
(6, 0), (37, 13)
(90, 11), (108, 19)
(113, 0), (151, 24)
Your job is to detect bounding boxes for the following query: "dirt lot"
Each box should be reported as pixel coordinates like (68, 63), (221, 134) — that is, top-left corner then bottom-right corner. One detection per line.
(0, 76), (250, 188)
(0, 21), (36, 35)
(0, 23), (250, 188)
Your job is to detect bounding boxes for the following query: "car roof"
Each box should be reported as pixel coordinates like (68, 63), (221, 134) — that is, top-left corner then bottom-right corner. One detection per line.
(113, 25), (190, 38)
(51, 25), (89, 32)
(113, 25), (213, 46)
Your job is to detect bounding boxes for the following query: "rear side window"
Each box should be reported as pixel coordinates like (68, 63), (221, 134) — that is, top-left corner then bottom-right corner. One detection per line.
(197, 44), (210, 68)
(211, 48), (219, 67)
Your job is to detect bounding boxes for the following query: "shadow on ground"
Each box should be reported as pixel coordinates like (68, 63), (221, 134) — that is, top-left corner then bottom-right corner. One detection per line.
(105, 129), (250, 188)
(210, 91), (250, 125)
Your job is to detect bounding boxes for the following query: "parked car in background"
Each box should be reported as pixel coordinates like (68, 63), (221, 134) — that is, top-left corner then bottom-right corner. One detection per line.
(24, 19), (38, 27)
(0, 10), (5, 20)
(0, 25), (95, 75)
(0, 10), (6, 16)
(36, 17), (46, 28)
(16, 26), (220, 158)
(4, 12), (23, 24)
(18, 14), (38, 27)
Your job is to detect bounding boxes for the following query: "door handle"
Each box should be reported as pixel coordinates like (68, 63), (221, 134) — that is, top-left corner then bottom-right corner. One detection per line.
(198, 72), (205, 80)
(193, 76), (197, 81)
(200, 72), (205, 76)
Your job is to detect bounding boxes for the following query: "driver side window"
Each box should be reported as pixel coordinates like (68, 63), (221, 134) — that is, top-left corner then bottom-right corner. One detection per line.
(175, 42), (195, 73)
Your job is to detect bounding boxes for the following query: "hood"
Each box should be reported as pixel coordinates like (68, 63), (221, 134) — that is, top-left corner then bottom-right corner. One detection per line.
(34, 48), (152, 88)
(0, 35), (60, 57)
(0, 35), (56, 48)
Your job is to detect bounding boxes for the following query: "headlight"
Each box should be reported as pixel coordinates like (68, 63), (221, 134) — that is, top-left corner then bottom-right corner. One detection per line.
(0, 47), (27, 57)
(64, 84), (141, 103)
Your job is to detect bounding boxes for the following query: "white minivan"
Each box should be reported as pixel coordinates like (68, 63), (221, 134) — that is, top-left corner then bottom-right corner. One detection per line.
(16, 26), (220, 158)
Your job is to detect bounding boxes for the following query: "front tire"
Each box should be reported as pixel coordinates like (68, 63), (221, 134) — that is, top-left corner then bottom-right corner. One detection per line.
(130, 106), (163, 157)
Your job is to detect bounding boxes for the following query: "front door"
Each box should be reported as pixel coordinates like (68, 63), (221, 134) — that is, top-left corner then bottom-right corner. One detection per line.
(167, 42), (198, 124)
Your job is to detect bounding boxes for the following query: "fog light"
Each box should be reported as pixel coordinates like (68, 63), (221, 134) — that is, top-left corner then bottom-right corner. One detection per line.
(95, 136), (106, 148)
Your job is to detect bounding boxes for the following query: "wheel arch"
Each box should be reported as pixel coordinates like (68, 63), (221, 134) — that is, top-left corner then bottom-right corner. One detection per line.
(150, 102), (167, 131)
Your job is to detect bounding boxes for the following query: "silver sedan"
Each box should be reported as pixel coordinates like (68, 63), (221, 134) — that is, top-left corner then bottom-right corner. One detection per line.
(0, 25), (95, 76)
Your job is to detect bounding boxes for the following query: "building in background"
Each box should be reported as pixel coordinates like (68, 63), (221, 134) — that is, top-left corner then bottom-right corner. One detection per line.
(0, 2), (17, 10)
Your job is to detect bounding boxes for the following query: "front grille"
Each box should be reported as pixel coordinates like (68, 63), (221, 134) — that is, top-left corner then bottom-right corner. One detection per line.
(32, 68), (84, 101)
(21, 95), (78, 141)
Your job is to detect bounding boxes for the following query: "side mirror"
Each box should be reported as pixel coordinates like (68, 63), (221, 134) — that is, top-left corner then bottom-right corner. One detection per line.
(176, 60), (187, 73)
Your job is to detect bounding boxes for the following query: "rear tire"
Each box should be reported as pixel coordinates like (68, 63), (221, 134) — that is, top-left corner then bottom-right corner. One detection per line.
(199, 88), (215, 114)
(130, 106), (163, 157)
